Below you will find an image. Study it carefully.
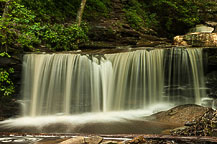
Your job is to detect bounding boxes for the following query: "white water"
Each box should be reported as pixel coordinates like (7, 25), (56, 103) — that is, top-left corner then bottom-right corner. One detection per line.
(1, 103), (173, 128)
(21, 48), (206, 117)
(0, 103), (174, 134)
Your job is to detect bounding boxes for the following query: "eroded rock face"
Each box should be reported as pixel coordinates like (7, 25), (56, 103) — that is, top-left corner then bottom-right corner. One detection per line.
(174, 33), (217, 47)
(83, 24), (171, 49)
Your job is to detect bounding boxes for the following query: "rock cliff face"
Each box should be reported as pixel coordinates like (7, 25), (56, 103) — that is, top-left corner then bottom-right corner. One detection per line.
(80, 0), (172, 49)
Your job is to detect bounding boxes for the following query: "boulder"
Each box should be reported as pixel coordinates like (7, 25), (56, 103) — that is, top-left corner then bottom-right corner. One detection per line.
(205, 21), (217, 32)
(149, 104), (209, 126)
(173, 35), (188, 46)
(174, 33), (217, 47)
(189, 24), (214, 33)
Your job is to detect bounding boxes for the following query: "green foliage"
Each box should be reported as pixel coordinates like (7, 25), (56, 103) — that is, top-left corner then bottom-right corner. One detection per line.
(145, 0), (200, 37)
(124, 9), (144, 30)
(20, 0), (80, 22)
(0, 51), (10, 57)
(0, 1), (41, 51)
(41, 23), (88, 50)
(0, 0), (88, 51)
(85, 0), (111, 19)
(124, 0), (158, 30)
(0, 52), (14, 97)
(0, 68), (14, 96)
(124, 0), (201, 37)
(20, 0), (111, 22)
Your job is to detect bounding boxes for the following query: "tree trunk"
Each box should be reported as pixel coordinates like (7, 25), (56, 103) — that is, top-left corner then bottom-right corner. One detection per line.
(76, 0), (87, 27)
(2, 1), (11, 19)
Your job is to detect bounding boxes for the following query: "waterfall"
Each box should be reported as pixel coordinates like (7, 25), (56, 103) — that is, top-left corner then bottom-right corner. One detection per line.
(105, 49), (164, 111)
(22, 48), (206, 117)
(164, 48), (206, 104)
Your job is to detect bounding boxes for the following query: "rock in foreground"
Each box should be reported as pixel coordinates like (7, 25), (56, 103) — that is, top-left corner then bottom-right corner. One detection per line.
(149, 104), (210, 126)
(171, 108), (217, 137)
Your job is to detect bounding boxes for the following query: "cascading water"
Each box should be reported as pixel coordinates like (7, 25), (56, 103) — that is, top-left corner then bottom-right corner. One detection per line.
(21, 48), (206, 117)
(164, 48), (206, 104)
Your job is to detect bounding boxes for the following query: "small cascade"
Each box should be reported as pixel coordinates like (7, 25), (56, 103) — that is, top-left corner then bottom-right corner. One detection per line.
(22, 48), (206, 117)
(164, 48), (206, 104)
